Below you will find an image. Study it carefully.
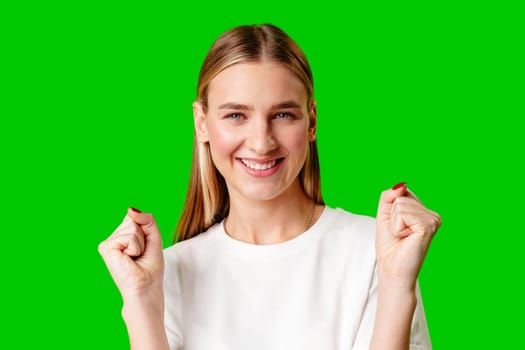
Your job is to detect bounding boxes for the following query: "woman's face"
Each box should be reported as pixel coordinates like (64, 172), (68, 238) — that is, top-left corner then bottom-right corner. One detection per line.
(194, 61), (316, 203)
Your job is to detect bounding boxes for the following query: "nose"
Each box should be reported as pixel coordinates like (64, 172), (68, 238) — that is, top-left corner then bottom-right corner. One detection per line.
(245, 118), (277, 155)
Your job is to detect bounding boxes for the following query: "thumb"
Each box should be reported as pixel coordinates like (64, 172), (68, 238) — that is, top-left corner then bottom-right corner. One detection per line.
(376, 182), (408, 224)
(127, 208), (163, 250)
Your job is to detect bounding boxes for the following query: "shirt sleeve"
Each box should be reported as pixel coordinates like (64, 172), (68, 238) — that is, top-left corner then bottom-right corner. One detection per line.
(352, 268), (432, 350)
(163, 249), (184, 350)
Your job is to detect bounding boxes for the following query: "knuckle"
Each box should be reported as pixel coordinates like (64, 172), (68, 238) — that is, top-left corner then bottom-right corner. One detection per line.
(392, 203), (406, 215)
(128, 234), (144, 252)
(434, 218), (442, 231)
(394, 208), (406, 217)
(396, 196), (408, 203)
(430, 212), (441, 226)
(426, 217), (440, 234)
(392, 199), (401, 210)
(144, 214), (156, 228)
(97, 241), (106, 254)
(129, 234), (140, 244)
(114, 224), (141, 238)
(379, 190), (390, 202)
(393, 197), (410, 209)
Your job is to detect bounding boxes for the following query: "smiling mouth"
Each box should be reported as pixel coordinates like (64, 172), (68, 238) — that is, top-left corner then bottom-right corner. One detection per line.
(239, 158), (283, 171)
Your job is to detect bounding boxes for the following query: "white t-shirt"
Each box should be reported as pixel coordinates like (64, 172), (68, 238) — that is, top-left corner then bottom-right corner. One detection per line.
(163, 207), (431, 349)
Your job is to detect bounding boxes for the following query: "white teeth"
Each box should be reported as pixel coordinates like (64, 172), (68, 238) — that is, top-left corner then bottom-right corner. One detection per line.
(241, 159), (277, 170)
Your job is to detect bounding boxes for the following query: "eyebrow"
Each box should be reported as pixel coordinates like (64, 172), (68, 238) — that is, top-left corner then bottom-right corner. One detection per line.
(218, 100), (302, 110)
(271, 101), (301, 109)
(218, 102), (252, 110)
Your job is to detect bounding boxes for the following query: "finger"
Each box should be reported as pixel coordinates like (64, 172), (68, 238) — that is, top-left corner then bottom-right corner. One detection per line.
(98, 235), (142, 289)
(99, 233), (143, 259)
(405, 189), (422, 204)
(391, 208), (407, 238)
(426, 210), (442, 235)
(109, 215), (136, 239)
(108, 214), (146, 255)
(128, 208), (160, 234)
(391, 202), (440, 238)
(394, 194), (442, 235)
(127, 208), (163, 254)
(391, 198), (412, 238)
(124, 221), (146, 255)
(122, 232), (145, 257)
(376, 182), (408, 223)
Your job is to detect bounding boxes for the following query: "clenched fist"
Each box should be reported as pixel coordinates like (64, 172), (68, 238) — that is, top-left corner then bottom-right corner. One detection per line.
(98, 208), (164, 300)
(375, 182), (441, 289)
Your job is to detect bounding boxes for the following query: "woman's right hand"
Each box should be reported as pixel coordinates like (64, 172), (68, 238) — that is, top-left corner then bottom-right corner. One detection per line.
(98, 208), (164, 300)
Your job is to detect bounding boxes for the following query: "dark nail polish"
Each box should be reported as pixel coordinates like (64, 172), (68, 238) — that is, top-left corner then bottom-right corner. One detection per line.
(392, 182), (407, 190)
(130, 207), (142, 213)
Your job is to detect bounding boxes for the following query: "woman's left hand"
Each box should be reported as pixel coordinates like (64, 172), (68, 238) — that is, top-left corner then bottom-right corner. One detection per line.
(375, 182), (441, 289)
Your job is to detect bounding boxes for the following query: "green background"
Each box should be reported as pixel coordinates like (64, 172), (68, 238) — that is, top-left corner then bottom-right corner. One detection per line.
(2, 1), (523, 348)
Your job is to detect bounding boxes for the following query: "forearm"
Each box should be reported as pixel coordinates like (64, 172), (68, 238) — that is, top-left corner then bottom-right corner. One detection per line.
(370, 277), (417, 350)
(122, 292), (170, 350)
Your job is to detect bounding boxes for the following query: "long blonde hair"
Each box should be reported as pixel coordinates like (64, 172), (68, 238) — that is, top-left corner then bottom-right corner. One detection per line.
(175, 24), (323, 243)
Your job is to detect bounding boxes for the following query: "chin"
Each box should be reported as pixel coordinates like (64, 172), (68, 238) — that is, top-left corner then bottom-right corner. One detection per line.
(237, 184), (287, 202)
(243, 191), (281, 202)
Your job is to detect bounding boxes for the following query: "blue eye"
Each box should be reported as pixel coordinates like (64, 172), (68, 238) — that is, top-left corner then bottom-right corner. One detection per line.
(227, 113), (243, 120)
(275, 112), (293, 119)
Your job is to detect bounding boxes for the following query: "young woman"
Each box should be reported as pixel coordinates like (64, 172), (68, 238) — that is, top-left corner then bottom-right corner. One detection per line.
(99, 24), (441, 350)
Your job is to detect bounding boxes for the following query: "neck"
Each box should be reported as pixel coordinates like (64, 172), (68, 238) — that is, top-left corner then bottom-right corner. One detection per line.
(225, 183), (317, 245)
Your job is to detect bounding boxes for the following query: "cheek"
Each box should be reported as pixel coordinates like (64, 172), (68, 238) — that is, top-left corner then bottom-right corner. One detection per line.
(276, 127), (309, 159)
(289, 125), (309, 147)
(207, 124), (241, 159)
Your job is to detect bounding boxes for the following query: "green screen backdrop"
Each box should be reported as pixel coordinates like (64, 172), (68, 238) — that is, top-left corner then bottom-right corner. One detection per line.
(2, 1), (523, 348)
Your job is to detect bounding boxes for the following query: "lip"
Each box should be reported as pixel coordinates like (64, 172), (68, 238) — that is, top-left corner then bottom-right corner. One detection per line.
(237, 157), (284, 177)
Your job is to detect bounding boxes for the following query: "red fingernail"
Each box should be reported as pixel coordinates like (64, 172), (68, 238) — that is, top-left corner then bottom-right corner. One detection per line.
(392, 182), (407, 190)
(130, 207), (142, 213)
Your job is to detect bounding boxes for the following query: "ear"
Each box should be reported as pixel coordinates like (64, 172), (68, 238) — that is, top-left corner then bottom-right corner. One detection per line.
(193, 101), (209, 143)
(308, 100), (317, 142)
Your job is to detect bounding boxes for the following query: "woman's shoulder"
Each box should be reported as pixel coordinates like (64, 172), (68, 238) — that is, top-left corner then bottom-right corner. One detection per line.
(322, 206), (376, 232)
(163, 223), (220, 261)
(318, 206), (376, 247)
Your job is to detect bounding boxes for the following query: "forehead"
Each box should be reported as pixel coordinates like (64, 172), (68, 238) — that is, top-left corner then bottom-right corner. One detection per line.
(207, 61), (307, 108)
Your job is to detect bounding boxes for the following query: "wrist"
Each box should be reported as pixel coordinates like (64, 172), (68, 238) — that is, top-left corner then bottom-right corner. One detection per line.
(376, 265), (417, 308)
(122, 289), (165, 324)
(121, 279), (163, 301)
(377, 282), (417, 310)
(121, 293), (170, 350)
(376, 261), (418, 293)
(371, 271), (418, 350)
